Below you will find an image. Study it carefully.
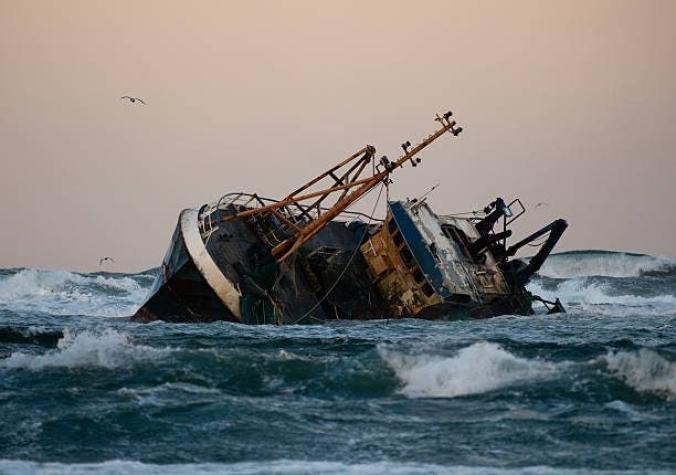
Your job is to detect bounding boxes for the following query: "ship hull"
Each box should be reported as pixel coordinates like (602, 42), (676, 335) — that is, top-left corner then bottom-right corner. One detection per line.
(132, 206), (391, 323)
(132, 187), (566, 324)
(132, 198), (550, 324)
(132, 209), (239, 323)
(133, 111), (567, 323)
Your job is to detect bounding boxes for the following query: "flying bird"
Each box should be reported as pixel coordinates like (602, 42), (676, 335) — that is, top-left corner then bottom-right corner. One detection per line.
(120, 95), (146, 104)
(99, 257), (116, 267)
(534, 201), (549, 209)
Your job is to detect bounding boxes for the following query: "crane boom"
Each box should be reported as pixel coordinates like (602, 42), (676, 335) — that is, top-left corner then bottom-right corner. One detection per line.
(224, 111), (463, 263)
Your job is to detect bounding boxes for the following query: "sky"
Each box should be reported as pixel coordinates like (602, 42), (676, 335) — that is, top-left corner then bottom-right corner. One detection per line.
(1, 0), (675, 272)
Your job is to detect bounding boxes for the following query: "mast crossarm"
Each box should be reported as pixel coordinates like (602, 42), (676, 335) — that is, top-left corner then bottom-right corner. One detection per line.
(224, 110), (462, 263)
(222, 151), (377, 221)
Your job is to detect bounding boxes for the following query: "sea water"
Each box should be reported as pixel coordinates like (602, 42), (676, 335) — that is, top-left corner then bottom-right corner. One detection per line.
(0, 251), (674, 474)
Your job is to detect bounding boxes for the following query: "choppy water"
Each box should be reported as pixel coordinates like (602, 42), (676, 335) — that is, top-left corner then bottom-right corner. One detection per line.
(0, 251), (675, 474)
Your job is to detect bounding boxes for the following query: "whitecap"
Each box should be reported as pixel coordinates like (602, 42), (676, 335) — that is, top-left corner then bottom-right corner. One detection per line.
(1, 329), (169, 370)
(536, 251), (675, 279)
(602, 349), (676, 400)
(0, 459), (665, 475)
(527, 278), (676, 311)
(0, 268), (150, 317)
(379, 341), (562, 398)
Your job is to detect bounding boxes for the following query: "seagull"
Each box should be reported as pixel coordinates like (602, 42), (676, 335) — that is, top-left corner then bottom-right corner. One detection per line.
(120, 95), (146, 105)
(534, 201), (549, 209)
(99, 257), (116, 267)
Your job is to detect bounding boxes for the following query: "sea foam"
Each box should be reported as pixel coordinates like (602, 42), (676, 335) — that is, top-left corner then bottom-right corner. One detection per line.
(380, 341), (561, 398)
(0, 460), (666, 475)
(536, 251), (675, 279)
(602, 349), (676, 400)
(1, 329), (169, 370)
(527, 278), (676, 312)
(0, 268), (150, 317)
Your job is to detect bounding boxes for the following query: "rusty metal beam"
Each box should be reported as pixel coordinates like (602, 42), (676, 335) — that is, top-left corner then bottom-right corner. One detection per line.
(271, 114), (461, 261)
(270, 208), (301, 232)
(223, 111), (461, 264)
(283, 146), (375, 199)
(303, 151), (373, 216)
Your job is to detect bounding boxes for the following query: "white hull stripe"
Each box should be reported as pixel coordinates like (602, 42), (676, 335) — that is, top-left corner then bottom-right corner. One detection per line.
(180, 208), (242, 320)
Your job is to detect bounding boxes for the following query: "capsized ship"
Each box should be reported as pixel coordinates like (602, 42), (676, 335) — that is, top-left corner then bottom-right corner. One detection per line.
(132, 110), (566, 324)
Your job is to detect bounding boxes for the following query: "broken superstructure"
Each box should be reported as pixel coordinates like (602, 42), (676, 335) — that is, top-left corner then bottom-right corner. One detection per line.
(132, 110), (566, 324)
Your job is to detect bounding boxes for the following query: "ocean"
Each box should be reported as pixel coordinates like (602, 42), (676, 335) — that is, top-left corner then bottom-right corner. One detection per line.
(0, 250), (674, 474)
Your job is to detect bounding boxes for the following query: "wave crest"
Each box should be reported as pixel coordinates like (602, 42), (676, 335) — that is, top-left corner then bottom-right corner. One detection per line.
(0, 326), (63, 346)
(0, 269), (152, 317)
(1, 329), (169, 370)
(527, 278), (676, 311)
(0, 460), (660, 475)
(602, 349), (676, 400)
(536, 251), (676, 278)
(380, 341), (561, 398)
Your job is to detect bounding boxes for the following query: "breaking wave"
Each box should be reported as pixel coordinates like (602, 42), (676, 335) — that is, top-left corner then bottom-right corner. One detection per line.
(0, 460), (665, 475)
(1, 329), (169, 370)
(0, 268), (154, 317)
(0, 326), (63, 347)
(0, 250), (674, 320)
(527, 278), (676, 311)
(602, 349), (676, 400)
(382, 343), (676, 401)
(536, 250), (676, 279)
(380, 341), (562, 398)
(0, 249), (674, 472)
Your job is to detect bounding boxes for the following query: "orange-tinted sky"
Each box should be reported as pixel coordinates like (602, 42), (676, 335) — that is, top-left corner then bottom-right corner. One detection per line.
(1, 0), (675, 272)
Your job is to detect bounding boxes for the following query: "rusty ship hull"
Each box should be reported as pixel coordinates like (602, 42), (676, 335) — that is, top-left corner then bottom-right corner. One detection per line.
(133, 204), (388, 324)
(132, 110), (567, 324)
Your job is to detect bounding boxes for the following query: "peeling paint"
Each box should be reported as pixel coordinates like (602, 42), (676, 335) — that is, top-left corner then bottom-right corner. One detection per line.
(361, 200), (511, 316)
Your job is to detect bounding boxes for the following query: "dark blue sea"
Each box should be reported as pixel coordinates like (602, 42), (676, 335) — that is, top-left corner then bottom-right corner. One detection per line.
(0, 251), (674, 474)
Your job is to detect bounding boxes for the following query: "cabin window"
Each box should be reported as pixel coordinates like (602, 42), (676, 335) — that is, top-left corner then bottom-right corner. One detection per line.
(421, 282), (435, 297)
(442, 224), (470, 246)
(412, 268), (425, 283)
(441, 224), (474, 261)
(400, 247), (414, 267)
(441, 224), (453, 240)
(387, 218), (398, 234)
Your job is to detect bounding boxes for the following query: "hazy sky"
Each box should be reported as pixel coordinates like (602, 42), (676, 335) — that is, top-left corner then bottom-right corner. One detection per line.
(1, 0), (675, 272)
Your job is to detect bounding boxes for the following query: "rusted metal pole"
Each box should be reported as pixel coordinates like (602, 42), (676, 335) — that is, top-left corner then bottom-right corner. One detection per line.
(271, 114), (461, 261)
(223, 111), (461, 263)
(282, 146), (375, 199)
(223, 172), (381, 221)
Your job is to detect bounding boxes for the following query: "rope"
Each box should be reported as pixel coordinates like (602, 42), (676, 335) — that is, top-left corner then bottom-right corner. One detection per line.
(290, 183), (386, 324)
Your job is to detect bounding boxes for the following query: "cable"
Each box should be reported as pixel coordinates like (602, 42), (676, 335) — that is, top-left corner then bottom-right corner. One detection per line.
(289, 183), (386, 324)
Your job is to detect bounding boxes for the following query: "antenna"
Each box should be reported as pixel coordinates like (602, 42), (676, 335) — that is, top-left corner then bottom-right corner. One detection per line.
(417, 183), (440, 202)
